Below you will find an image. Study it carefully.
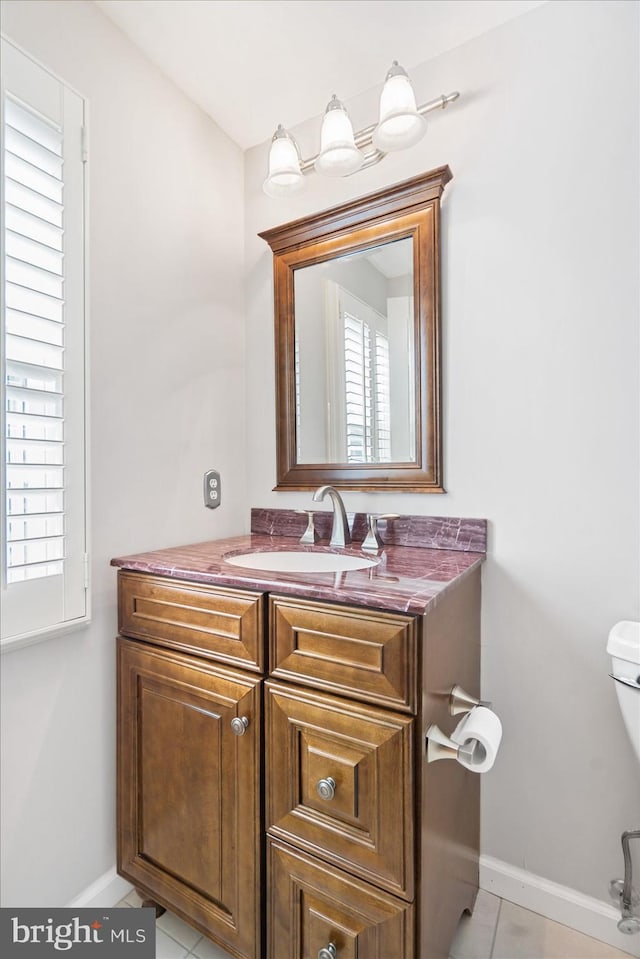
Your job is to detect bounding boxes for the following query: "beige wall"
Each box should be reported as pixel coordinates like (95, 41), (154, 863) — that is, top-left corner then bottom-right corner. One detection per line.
(244, 0), (640, 913)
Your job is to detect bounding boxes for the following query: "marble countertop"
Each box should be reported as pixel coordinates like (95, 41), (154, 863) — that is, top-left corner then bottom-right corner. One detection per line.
(111, 510), (487, 616)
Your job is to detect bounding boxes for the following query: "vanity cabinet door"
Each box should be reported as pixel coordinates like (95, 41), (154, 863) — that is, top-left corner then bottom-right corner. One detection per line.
(117, 638), (261, 959)
(266, 681), (414, 899)
(268, 838), (414, 959)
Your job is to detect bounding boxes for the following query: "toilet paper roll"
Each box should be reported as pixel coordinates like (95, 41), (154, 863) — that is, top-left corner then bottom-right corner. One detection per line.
(450, 705), (502, 773)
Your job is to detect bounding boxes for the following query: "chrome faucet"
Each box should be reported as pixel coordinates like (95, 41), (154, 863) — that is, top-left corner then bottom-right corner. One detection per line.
(312, 485), (351, 548)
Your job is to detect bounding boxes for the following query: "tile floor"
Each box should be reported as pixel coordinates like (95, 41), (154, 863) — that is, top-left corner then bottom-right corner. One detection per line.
(117, 888), (636, 959)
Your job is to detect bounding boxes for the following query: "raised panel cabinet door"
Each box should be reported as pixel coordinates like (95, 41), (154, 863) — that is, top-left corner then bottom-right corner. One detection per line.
(267, 838), (414, 959)
(266, 681), (414, 899)
(117, 638), (261, 959)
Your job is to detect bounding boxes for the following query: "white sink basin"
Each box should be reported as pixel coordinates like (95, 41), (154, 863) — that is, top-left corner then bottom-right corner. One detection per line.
(223, 550), (379, 573)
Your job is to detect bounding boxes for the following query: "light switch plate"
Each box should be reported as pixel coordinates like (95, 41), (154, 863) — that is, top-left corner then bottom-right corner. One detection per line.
(203, 469), (221, 509)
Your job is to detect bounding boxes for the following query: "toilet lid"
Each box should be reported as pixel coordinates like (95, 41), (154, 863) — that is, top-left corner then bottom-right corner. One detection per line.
(607, 621), (640, 664)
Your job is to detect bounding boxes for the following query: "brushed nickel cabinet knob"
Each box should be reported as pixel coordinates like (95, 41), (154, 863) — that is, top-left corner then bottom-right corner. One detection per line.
(318, 944), (337, 959)
(231, 716), (249, 736)
(316, 777), (336, 800)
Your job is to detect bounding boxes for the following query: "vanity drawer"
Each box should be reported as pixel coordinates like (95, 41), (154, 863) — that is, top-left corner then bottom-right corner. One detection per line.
(267, 837), (414, 959)
(266, 681), (414, 900)
(118, 571), (264, 671)
(269, 595), (417, 711)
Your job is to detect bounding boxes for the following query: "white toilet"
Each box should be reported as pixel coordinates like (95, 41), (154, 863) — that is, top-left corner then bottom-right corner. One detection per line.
(607, 621), (640, 935)
(608, 621), (640, 764)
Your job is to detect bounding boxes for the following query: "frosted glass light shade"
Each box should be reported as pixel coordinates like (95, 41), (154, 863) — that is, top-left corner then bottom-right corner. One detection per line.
(314, 96), (364, 177)
(263, 125), (305, 198)
(373, 62), (426, 152)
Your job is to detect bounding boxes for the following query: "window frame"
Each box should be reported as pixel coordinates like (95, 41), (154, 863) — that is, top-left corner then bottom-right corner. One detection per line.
(1, 36), (90, 653)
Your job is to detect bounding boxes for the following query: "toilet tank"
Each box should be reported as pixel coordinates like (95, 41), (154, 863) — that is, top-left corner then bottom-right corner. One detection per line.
(607, 621), (640, 765)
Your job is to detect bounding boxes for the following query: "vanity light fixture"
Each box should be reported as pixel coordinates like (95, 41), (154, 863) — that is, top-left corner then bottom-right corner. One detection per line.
(263, 124), (305, 198)
(315, 95), (364, 177)
(263, 61), (459, 198)
(374, 61), (426, 151)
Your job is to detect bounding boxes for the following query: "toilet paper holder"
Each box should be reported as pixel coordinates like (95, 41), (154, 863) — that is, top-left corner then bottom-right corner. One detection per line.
(426, 684), (492, 764)
(426, 723), (487, 764)
(449, 684), (492, 715)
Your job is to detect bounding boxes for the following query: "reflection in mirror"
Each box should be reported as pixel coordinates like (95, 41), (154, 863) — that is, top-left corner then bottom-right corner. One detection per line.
(294, 237), (415, 465)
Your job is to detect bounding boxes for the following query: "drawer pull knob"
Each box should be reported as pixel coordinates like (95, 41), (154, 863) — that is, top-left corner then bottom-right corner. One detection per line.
(317, 777), (336, 801)
(231, 716), (249, 736)
(318, 945), (337, 959)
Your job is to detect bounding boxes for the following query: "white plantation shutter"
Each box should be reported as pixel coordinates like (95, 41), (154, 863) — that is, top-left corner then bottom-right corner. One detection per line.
(374, 331), (391, 461)
(344, 311), (372, 463)
(5, 97), (65, 582)
(342, 302), (392, 465)
(1, 40), (88, 647)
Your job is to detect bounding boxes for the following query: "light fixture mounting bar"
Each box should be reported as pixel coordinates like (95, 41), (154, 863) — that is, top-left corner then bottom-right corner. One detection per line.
(299, 91), (460, 175)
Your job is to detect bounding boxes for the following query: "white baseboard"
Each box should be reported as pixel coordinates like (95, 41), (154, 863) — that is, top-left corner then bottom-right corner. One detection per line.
(480, 855), (640, 958)
(66, 867), (133, 909)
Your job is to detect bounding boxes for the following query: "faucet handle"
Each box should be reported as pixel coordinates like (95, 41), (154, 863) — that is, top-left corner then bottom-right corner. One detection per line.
(362, 513), (399, 552)
(295, 509), (318, 545)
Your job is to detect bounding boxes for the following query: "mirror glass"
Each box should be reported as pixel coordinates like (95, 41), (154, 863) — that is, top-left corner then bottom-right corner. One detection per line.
(294, 236), (415, 465)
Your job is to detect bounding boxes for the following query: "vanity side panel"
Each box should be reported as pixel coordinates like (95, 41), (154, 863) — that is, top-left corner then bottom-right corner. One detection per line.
(419, 568), (482, 959)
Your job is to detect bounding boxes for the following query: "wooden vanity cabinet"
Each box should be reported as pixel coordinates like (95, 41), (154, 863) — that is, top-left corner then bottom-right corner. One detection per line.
(116, 565), (481, 959)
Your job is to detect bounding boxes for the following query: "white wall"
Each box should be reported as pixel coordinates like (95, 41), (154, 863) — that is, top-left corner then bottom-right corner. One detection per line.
(245, 0), (640, 914)
(0, 0), (246, 906)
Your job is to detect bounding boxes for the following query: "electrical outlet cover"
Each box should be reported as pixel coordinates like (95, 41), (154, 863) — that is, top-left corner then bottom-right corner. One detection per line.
(203, 469), (221, 509)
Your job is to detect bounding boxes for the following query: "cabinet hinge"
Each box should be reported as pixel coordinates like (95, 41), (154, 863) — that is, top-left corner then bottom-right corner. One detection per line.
(81, 125), (88, 163)
(83, 553), (90, 590)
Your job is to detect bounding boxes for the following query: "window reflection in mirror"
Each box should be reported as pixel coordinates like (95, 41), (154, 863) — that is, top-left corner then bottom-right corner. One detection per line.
(294, 237), (415, 465)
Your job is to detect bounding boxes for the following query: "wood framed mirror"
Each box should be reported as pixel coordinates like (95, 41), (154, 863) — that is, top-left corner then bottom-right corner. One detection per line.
(259, 166), (452, 491)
